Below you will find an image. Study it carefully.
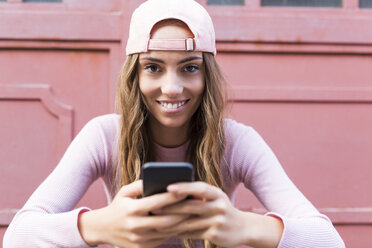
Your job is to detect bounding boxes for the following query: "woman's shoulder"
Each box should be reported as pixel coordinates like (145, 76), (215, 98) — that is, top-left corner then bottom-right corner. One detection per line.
(75, 114), (121, 148)
(223, 118), (256, 137)
(223, 118), (268, 151)
(84, 113), (121, 133)
(88, 113), (120, 126)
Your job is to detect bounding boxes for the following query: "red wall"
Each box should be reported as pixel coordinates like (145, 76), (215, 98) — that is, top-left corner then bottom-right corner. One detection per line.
(1, 0), (371, 247)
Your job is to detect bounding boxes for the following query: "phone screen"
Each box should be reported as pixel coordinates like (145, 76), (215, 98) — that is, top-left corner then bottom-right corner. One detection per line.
(142, 162), (194, 197)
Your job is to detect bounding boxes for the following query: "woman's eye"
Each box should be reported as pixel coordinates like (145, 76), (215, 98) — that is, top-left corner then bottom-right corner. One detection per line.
(144, 64), (161, 73)
(183, 65), (199, 73)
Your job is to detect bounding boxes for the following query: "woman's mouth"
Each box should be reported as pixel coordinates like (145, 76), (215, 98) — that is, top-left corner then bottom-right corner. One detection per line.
(157, 100), (189, 110)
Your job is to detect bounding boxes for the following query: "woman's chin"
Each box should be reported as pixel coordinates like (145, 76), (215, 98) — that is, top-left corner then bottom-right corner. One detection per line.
(158, 118), (188, 129)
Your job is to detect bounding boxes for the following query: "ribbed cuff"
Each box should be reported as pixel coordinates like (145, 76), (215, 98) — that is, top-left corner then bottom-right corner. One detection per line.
(73, 207), (94, 247)
(264, 212), (345, 248)
(265, 212), (286, 247)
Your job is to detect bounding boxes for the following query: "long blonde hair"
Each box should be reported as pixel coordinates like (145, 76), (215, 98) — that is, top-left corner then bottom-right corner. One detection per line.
(115, 52), (227, 248)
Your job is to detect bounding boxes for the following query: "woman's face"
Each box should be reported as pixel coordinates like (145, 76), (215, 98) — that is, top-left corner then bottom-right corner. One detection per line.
(138, 23), (205, 129)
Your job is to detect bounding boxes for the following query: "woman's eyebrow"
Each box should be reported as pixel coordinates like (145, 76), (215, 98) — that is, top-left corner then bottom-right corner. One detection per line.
(140, 57), (165, 64)
(177, 56), (203, 65)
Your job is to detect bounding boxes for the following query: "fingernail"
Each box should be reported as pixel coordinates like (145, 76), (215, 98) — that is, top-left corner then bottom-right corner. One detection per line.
(167, 185), (179, 192)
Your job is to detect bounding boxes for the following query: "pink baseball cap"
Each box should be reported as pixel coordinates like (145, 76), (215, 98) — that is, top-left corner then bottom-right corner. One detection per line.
(126, 0), (216, 56)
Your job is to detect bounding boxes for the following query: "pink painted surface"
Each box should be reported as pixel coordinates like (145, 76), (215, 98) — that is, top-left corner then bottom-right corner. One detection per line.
(1, 0), (372, 247)
(336, 225), (372, 248)
(0, 22), (123, 248)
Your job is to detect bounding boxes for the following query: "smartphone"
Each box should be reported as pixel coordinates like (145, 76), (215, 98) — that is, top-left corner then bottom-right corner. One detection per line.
(142, 162), (194, 197)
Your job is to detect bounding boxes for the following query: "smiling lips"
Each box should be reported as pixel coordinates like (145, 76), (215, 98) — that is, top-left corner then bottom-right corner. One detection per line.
(157, 100), (188, 110)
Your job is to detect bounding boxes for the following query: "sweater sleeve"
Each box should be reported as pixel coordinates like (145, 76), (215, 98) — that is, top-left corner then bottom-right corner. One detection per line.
(3, 114), (118, 248)
(224, 119), (345, 248)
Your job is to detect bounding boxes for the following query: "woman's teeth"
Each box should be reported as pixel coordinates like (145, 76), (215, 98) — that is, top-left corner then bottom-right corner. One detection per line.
(160, 101), (186, 109)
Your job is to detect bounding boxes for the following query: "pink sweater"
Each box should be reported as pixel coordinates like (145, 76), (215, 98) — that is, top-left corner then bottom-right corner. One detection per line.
(3, 114), (345, 248)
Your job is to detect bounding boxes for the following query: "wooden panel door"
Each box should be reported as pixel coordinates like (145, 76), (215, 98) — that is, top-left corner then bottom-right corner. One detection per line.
(0, 1), (130, 246)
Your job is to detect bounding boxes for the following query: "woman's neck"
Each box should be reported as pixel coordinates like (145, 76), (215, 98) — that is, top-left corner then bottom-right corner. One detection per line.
(148, 118), (189, 148)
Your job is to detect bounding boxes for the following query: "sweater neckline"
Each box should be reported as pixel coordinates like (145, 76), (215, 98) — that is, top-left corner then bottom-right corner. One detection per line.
(153, 140), (190, 162)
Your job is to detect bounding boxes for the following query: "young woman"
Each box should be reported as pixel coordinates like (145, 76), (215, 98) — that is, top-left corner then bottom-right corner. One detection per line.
(4, 0), (345, 247)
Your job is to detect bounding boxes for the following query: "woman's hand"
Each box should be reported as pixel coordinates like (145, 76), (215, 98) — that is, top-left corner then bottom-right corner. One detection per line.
(155, 181), (283, 248)
(78, 180), (190, 248)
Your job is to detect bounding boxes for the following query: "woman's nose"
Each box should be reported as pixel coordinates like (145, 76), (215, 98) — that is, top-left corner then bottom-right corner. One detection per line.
(161, 72), (183, 97)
